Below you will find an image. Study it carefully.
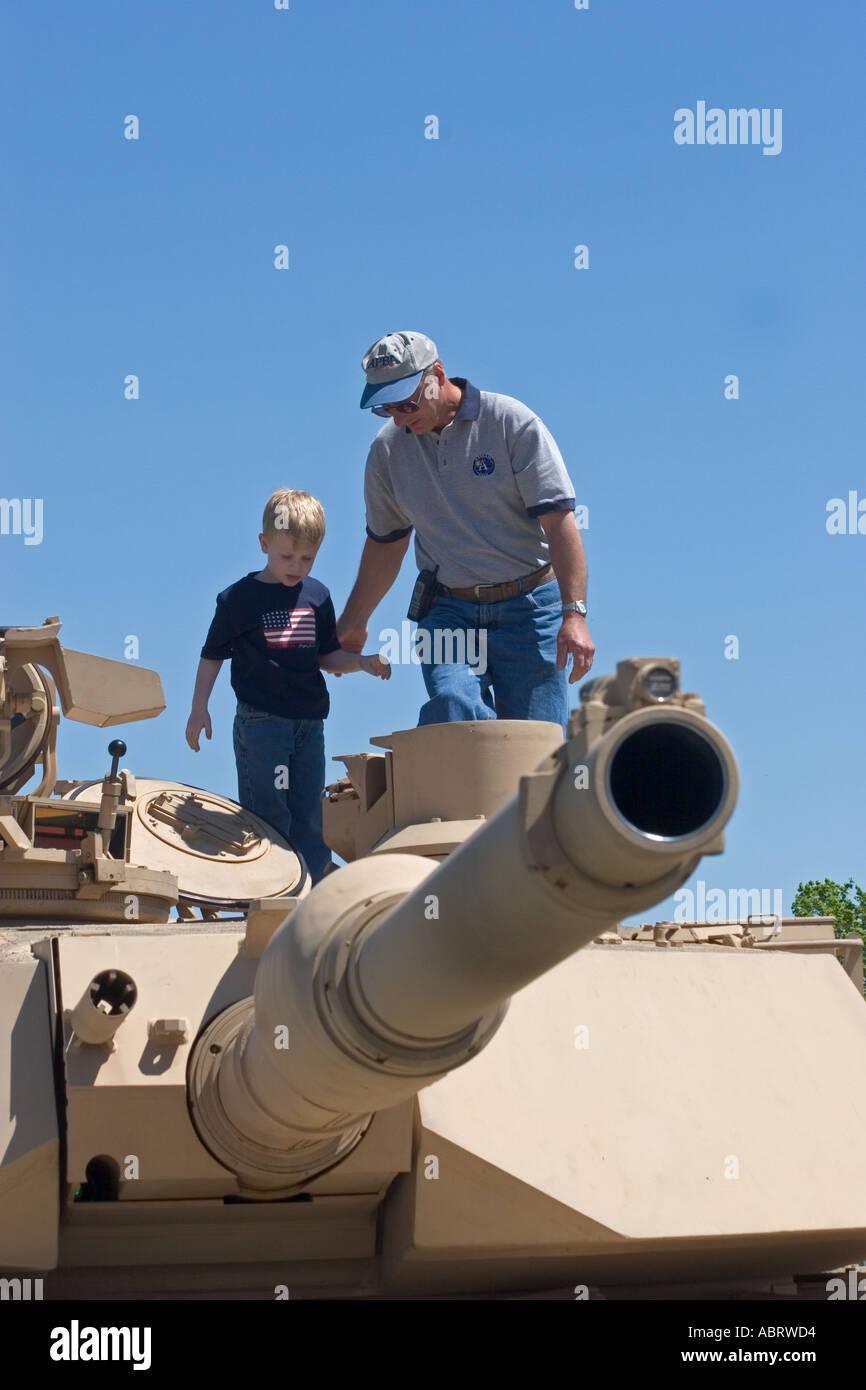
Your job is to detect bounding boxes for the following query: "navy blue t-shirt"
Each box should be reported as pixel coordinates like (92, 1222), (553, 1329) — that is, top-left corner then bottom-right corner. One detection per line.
(200, 572), (341, 720)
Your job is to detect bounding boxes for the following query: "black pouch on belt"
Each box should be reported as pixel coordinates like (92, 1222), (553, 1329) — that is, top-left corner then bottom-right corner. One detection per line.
(407, 567), (440, 621)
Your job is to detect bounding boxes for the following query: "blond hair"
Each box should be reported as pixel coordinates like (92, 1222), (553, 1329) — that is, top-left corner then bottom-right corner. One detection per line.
(262, 489), (325, 544)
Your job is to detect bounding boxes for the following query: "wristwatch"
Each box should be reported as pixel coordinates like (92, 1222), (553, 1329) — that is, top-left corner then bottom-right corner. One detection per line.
(561, 600), (587, 618)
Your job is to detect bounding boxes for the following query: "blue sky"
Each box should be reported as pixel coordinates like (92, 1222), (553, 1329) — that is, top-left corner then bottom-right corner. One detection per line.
(3, 0), (864, 922)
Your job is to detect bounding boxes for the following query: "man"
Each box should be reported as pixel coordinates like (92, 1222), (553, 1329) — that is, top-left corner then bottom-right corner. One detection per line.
(336, 331), (594, 733)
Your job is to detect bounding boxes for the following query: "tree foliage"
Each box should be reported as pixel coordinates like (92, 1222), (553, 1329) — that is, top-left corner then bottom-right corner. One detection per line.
(792, 878), (866, 997)
(791, 877), (866, 945)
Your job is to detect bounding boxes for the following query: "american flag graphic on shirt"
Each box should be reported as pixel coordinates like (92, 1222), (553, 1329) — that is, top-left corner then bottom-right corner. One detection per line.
(262, 606), (317, 649)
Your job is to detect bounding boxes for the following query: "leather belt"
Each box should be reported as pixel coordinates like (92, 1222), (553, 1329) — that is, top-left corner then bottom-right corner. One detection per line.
(438, 563), (554, 604)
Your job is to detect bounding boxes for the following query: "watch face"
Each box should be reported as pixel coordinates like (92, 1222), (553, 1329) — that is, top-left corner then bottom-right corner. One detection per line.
(641, 665), (678, 701)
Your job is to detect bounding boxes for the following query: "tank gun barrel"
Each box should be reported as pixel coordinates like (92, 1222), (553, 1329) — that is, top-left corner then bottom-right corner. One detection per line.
(189, 660), (739, 1195)
(356, 704), (736, 1040)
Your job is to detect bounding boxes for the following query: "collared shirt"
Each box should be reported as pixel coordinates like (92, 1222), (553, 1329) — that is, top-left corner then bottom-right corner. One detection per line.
(201, 572), (340, 720)
(363, 377), (575, 588)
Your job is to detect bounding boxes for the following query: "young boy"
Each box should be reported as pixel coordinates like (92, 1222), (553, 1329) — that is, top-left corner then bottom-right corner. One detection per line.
(185, 489), (389, 884)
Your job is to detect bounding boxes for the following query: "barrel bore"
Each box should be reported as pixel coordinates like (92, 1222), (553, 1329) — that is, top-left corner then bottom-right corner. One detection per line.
(606, 723), (727, 840)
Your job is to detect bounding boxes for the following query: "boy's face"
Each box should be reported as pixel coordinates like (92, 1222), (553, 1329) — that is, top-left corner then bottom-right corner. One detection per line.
(259, 532), (320, 586)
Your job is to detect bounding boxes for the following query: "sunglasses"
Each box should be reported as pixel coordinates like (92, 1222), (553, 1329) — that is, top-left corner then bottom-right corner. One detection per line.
(371, 371), (433, 418)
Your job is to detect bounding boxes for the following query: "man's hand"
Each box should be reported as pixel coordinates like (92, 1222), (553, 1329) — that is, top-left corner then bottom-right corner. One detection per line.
(557, 614), (595, 684)
(538, 511), (593, 682)
(185, 707), (212, 752)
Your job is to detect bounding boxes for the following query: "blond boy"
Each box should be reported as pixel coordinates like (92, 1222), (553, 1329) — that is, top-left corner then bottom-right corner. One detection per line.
(186, 490), (389, 883)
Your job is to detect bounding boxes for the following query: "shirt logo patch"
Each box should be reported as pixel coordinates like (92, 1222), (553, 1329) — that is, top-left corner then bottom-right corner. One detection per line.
(472, 453), (496, 476)
(263, 607), (316, 648)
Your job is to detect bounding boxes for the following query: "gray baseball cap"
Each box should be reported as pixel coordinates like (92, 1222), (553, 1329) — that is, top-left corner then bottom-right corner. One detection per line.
(360, 331), (438, 409)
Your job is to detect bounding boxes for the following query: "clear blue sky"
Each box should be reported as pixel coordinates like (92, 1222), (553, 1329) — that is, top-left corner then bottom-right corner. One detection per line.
(3, 0), (864, 922)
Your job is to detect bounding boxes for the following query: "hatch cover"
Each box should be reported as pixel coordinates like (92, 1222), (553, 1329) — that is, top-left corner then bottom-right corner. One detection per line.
(65, 779), (306, 906)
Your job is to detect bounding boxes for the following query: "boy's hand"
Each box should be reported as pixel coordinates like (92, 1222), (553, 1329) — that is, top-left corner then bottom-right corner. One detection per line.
(185, 708), (212, 751)
(359, 653), (391, 680)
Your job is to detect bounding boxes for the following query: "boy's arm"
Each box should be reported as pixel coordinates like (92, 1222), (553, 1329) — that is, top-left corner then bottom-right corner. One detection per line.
(186, 657), (223, 750)
(317, 592), (389, 680)
(188, 586), (240, 748)
(319, 649), (390, 679)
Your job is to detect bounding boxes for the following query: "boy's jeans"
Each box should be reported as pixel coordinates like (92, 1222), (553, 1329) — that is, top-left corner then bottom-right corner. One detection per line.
(414, 579), (569, 735)
(233, 701), (333, 884)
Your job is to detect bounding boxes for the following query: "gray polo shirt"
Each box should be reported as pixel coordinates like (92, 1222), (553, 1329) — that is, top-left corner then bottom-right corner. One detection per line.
(364, 378), (575, 588)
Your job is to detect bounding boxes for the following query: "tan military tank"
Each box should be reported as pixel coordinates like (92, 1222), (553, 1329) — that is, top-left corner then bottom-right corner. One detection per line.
(1, 617), (865, 1300)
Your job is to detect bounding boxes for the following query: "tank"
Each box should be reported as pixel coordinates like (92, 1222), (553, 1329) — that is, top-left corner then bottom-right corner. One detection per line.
(1, 617), (865, 1301)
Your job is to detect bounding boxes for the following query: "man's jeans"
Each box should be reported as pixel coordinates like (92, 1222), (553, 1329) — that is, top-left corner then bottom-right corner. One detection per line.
(232, 701), (333, 884)
(415, 578), (568, 734)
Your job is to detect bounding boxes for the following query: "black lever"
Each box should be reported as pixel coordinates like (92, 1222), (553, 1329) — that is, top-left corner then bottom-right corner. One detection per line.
(108, 739), (127, 780)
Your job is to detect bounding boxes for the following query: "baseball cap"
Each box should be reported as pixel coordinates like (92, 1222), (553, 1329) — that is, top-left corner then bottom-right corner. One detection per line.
(360, 331), (438, 410)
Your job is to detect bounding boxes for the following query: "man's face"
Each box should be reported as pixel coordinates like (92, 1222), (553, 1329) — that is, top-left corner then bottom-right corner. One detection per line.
(259, 533), (320, 586)
(381, 368), (443, 435)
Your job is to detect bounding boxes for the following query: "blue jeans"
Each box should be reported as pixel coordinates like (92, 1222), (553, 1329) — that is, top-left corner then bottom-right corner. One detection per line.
(415, 578), (568, 734)
(232, 701), (333, 884)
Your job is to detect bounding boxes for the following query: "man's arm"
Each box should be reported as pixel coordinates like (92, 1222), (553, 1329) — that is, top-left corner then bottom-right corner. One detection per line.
(538, 510), (595, 684)
(336, 533), (411, 653)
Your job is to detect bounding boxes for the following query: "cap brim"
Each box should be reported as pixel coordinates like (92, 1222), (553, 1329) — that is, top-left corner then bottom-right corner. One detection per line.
(360, 370), (423, 410)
